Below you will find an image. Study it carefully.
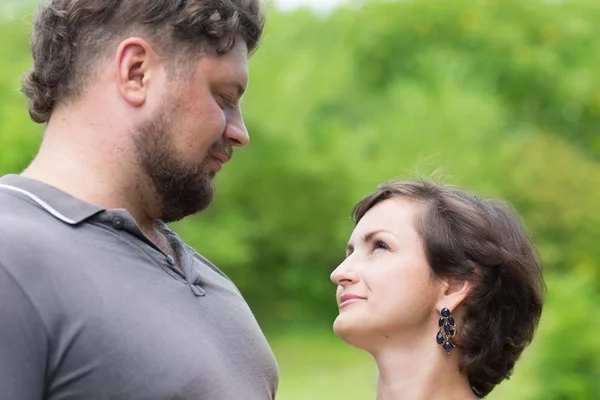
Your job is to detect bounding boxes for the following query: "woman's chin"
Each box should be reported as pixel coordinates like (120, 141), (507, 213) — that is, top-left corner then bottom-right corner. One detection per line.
(333, 314), (372, 349)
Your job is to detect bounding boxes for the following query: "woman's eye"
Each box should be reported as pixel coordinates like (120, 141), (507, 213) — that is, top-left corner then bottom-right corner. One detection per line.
(373, 240), (390, 251)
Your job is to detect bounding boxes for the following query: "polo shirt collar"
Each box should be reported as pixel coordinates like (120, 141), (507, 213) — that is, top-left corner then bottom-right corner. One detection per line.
(0, 174), (104, 225)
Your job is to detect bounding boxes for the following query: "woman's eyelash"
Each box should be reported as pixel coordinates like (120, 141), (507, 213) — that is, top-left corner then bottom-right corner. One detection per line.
(373, 239), (390, 251)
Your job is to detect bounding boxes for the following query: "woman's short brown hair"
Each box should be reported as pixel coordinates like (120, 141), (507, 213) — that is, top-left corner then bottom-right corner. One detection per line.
(352, 179), (544, 398)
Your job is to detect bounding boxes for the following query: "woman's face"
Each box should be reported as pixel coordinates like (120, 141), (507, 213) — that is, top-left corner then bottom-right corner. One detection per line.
(330, 198), (444, 351)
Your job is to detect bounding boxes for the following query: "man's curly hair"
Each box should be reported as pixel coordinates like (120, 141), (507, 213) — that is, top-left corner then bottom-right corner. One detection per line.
(22, 0), (265, 124)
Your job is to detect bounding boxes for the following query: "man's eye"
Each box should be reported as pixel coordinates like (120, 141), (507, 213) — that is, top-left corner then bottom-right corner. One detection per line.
(220, 96), (237, 109)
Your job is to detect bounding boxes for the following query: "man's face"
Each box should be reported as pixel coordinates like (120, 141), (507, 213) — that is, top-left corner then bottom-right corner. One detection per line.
(133, 40), (249, 222)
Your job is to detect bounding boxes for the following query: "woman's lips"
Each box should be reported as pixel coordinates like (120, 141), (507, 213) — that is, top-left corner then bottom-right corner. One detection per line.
(338, 294), (367, 308)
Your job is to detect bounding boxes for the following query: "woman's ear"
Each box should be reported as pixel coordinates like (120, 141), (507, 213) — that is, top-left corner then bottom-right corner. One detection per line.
(436, 277), (472, 315)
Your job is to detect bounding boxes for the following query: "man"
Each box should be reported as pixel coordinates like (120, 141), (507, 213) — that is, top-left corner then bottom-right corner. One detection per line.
(0, 1), (278, 399)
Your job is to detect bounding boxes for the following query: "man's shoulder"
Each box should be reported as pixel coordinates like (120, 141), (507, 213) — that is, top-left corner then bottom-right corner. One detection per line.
(0, 187), (44, 220)
(0, 191), (56, 237)
(187, 245), (232, 282)
(0, 193), (70, 268)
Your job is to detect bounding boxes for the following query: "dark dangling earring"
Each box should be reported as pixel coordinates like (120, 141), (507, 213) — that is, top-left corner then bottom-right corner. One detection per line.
(436, 307), (457, 354)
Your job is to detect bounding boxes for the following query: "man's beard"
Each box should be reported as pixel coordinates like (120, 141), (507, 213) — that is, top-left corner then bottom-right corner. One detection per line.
(132, 101), (230, 223)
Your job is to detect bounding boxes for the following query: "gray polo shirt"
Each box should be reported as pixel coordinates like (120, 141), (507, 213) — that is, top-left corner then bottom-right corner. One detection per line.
(0, 174), (278, 400)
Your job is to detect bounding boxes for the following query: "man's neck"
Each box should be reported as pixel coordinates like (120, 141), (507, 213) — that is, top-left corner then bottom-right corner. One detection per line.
(22, 149), (178, 259)
(22, 115), (160, 236)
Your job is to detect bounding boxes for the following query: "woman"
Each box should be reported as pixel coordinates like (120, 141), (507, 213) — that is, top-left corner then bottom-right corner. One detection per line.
(331, 180), (544, 399)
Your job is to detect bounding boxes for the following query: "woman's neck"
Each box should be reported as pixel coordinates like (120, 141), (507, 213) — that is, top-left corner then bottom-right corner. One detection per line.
(373, 337), (476, 400)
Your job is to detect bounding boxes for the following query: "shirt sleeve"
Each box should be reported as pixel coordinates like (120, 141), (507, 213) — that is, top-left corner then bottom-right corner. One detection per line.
(0, 262), (47, 399)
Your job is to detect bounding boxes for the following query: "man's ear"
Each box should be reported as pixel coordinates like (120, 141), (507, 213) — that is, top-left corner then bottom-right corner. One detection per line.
(115, 37), (159, 108)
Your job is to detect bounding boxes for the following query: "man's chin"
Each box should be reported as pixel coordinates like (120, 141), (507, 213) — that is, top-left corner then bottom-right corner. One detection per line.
(160, 192), (214, 223)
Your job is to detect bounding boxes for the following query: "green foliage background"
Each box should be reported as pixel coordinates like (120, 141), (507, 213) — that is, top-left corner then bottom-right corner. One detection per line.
(1, 0), (599, 398)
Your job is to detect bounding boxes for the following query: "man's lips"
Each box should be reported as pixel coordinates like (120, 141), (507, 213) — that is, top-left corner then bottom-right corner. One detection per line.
(210, 152), (229, 165)
(210, 152), (231, 172)
(338, 293), (367, 308)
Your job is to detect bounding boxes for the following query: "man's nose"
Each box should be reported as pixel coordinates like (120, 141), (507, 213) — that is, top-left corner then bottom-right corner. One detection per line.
(225, 108), (249, 147)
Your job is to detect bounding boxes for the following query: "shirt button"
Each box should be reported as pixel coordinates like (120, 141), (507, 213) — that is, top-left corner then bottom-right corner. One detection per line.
(166, 255), (175, 266)
(112, 217), (124, 229)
